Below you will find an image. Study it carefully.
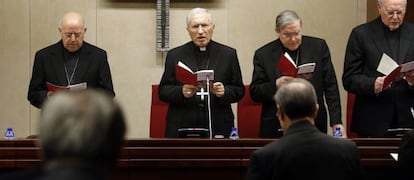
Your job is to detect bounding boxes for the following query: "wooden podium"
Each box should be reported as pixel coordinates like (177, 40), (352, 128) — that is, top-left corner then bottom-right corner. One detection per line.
(0, 138), (401, 180)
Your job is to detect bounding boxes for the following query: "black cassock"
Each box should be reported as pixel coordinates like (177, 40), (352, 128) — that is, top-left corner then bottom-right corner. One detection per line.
(159, 41), (244, 138)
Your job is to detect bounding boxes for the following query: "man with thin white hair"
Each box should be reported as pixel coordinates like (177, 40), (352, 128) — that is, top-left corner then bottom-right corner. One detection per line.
(343, 0), (414, 137)
(159, 8), (244, 138)
(28, 11), (115, 109)
(246, 78), (362, 180)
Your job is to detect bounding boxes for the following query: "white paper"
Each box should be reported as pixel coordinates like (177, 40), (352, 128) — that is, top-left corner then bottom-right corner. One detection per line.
(400, 61), (414, 73)
(284, 52), (296, 67)
(390, 153), (398, 161)
(377, 53), (398, 75)
(196, 70), (214, 81)
(68, 82), (87, 91)
(297, 62), (316, 74)
(178, 61), (194, 74)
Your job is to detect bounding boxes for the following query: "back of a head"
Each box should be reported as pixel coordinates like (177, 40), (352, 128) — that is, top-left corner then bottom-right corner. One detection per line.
(274, 78), (317, 120)
(274, 79), (361, 179)
(39, 89), (126, 167)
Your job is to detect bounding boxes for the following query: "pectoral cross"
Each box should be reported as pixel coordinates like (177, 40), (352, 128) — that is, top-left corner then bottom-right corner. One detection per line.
(196, 88), (209, 101)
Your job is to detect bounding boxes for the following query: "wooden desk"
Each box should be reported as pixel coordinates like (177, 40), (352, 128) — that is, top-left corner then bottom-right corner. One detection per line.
(0, 138), (401, 179)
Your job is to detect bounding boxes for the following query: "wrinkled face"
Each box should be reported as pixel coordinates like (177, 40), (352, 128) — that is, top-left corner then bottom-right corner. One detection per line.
(378, 0), (406, 31)
(59, 18), (86, 52)
(277, 21), (302, 51)
(187, 12), (215, 47)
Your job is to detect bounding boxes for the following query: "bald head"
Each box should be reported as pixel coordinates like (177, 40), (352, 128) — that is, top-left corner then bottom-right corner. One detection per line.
(59, 12), (86, 52)
(60, 12), (85, 29)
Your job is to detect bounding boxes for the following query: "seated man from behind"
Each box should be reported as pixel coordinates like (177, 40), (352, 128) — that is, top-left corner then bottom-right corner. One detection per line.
(38, 89), (126, 180)
(246, 78), (362, 180)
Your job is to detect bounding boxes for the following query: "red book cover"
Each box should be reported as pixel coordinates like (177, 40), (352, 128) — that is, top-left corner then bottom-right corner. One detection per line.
(377, 53), (400, 88)
(46, 82), (68, 92)
(277, 52), (298, 77)
(175, 62), (197, 85)
(377, 53), (414, 88)
(383, 66), (402, 89)
(46, 82), (87, 92)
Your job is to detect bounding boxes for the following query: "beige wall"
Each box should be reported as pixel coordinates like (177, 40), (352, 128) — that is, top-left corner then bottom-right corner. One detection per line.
(0, 0), (366, 138)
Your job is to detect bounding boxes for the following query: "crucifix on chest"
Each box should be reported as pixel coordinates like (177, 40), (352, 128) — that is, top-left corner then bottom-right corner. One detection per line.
(196, 87), (209, 101)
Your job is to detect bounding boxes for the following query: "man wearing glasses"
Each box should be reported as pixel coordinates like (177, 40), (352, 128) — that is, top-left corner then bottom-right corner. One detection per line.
(28, 12), (115, 108)
(343, 0), (414, 137)
(159, 8), (244, 138)
(250, 10), (344, 138)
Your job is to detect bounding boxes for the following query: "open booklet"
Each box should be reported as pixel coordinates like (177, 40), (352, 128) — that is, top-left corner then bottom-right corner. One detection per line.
(46, 82), (87, 92)
(175, 61), (214, 86)
(377, 53), (414, 88)
(277, 52), (316, 77)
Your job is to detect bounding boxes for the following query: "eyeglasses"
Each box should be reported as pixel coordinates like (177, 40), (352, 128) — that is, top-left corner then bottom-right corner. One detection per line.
(280, 30), (301, 39)
(63, 32), (83, 38)
(385, 9), (405, 17)
(189, 23), (212, 31)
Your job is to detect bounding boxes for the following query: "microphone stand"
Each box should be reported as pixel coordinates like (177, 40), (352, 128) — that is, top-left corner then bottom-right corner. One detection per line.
(206, 77), (212, 139)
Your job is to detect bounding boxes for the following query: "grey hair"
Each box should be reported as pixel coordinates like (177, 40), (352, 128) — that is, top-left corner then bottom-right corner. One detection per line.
(275, 10), (302, 31)
(377, 0), (407, 7)
(274, 78), (317, 120)
(39, 90), (125, 166)
(186, 8), (214, 27)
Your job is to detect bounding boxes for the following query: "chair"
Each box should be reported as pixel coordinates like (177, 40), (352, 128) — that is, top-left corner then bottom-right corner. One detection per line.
(346, 92), (358, 138)
(237, 85), (262, 138)
(150, 84), (169, 138)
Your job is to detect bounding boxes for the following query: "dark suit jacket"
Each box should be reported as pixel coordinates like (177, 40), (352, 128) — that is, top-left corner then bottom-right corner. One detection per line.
(246, 120), (362, 180)
(0, 163), (44, 180)
(394, 81), (414, 128)
(342, 17), (414, 137)
(250, 36), (341, 138)
(37, 165), (105, 180)
(398, 130), (414, 180)
(158, 41), (244, 138)
(27, 40), (115, 108)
